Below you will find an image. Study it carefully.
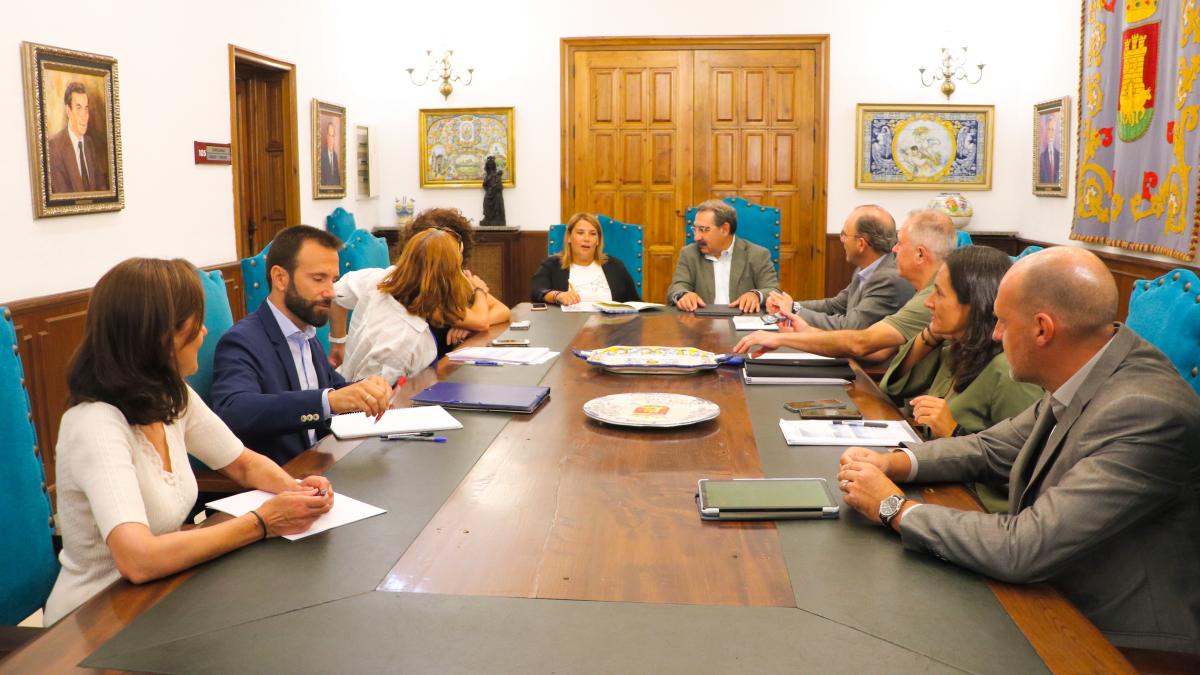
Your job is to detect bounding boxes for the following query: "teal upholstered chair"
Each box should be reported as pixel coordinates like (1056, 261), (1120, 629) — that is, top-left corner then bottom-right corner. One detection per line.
(547, 215), (645, 297)
(684, 196), (781, 271)
(1127, 269), (1200, 395)
(955, 230), (973, 248)
(1011, 245), (1044, 262)
(240, 243), (331, 351)
(0, 307), (58, 626)
(339, 228), (390, 274)
(186, 269), (235, 405)
(326, 207), (357, 242)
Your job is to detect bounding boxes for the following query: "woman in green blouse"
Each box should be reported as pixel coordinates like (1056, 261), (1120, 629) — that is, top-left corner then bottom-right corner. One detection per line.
(882, 245), (1042, 442)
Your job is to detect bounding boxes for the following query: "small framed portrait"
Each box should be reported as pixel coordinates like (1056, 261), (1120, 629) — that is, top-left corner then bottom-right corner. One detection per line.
(355, 124), (374, 198)
(419, 107), (515, 188)
(855, 104), (994, 190)
(21, 42), (124, 218)
(1033, 97), (1070, 197)
(311, 99), (346, 199)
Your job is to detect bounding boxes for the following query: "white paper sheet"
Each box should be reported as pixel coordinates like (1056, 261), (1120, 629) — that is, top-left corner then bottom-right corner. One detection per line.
(731, 316), (780, 331)
(750, 351), (834, 361)
(559, 302), (600, 312)
(206, 490), (386, 541)
(330, 405), (462, 439)
(448, 347), (551, 364)
(777, 419), (920, 446)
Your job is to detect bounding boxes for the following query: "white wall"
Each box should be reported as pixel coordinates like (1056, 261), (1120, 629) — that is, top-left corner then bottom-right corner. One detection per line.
(2, 0), (1085, 300)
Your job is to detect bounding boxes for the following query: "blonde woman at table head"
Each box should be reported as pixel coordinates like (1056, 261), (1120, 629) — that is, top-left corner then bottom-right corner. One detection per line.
(530, 212), (641, 305)
(44, 258), (333, 625)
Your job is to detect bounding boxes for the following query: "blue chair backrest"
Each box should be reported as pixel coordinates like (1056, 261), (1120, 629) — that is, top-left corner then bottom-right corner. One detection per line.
(1010, 245), (1043, 262)
(1127, 269), (1200, 395)
(685, 197), (781, 271)
(240, 242), (332, 352)
(955, 230), (973, 248)
(0, 307), (58, 624)
(186, 269), (235, 405)
(340, 229), (390, 274)
(326, 207), (357, 242)
(547, 216), (645, 297)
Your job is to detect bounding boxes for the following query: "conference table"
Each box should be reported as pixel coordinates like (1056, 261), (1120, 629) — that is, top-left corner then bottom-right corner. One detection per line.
(2, 306), (1134, 674)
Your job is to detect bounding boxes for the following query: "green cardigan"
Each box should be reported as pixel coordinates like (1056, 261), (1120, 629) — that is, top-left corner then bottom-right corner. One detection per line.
(881, 338), (1043, 437)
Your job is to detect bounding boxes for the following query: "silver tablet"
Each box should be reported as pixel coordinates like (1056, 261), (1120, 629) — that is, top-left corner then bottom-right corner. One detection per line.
(696, 477), (840, 520)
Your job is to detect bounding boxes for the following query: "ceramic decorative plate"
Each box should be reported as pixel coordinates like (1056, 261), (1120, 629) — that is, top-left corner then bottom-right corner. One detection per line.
(573, 346), (727, 374)
(583, 393), (721, 428)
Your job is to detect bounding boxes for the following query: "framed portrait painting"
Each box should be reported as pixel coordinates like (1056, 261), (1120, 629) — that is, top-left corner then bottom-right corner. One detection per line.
(855, 104), (994, 190)
(21, 42), (124, 218)
(419, 107), (515, 188)
(312, 99), (346, 199)
(1033, 97), (1070, 197)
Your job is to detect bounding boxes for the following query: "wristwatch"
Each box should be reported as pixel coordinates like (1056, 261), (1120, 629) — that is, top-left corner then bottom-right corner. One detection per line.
(879, 494), (909, 528)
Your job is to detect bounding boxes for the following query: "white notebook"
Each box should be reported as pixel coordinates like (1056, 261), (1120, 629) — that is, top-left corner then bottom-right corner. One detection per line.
(206, 490), (386, 541)
(330, 405), (463, 439)
(732, 316), (780, 331)
(778, 419), (921, 446)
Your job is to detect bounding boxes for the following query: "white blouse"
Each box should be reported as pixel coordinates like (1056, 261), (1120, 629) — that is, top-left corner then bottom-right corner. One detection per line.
(568, 263), (613, 303)
(334, 266), (438, 384)
(44, 387), (243, 624)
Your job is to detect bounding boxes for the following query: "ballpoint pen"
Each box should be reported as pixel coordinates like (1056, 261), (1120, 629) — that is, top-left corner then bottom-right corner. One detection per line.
(383, 435), (447, 443)
(832, 420), (888, 428)
(381, 432), (433, 439)
(462, 360), (502, 366)
(374, 376), (406, 424)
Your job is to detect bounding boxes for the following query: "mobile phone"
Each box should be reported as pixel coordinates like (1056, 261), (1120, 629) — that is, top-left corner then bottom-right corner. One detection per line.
(761, 313), (784, 325)
(531, 303), (548, 311)
(510, 320), (531, 330)
(491, 338), (531, 347)
(783, 399), (846, 413)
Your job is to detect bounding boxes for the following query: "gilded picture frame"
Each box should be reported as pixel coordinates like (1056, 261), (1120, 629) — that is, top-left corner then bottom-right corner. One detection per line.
(1033, 96), (1070, 197)
(855, 104), (994, 190)
(21, 41), (124, 218)
(419, 107), (515, 188)
(312, 99), (346, 199)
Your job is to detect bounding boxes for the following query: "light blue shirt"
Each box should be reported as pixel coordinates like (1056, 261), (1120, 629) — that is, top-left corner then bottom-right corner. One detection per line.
(265, 299), (332, 445)
(855, 253), (886, 283)
(703, 235), (737, 305)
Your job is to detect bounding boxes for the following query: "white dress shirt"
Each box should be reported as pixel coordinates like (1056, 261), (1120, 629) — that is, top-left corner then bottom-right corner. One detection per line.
(333, 266), (438, 384)
(705, 236), (737, 305)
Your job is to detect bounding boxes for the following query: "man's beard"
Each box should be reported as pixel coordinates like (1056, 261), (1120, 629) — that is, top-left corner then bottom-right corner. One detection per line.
(284, 282), (330, 327)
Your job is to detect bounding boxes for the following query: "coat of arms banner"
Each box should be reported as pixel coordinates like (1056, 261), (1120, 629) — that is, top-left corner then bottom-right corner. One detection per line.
(1071, 0), (1200, 261)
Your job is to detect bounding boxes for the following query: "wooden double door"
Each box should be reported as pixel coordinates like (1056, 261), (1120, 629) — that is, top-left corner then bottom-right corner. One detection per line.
(564, 38), (829, 303)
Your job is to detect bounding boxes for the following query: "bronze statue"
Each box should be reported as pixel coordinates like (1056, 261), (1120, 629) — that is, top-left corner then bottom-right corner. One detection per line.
(480, 155), (506, 226)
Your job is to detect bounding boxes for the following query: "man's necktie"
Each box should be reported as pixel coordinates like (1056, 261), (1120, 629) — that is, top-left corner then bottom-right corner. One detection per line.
(78, 141), (89, 187)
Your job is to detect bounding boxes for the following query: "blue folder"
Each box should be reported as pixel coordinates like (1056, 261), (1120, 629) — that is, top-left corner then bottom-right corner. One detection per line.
(411, 381), (551, 414)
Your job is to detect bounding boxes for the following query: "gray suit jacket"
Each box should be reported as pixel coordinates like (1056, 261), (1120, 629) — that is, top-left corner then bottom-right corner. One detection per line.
(794, 253), (914, 330)
(666, 238), (780, 305)
(899, 325), (1200, 653)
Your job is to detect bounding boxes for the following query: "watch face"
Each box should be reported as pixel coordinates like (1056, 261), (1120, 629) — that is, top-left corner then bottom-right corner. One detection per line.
(879, 495), (904, 519)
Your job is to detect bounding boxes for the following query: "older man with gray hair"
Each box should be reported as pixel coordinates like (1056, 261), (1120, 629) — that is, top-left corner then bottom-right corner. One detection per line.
(666, 199), (780, 313)
(837, 246), (1200, 654)
(735, 209), (955, 363)
(765, 204), (913, 330)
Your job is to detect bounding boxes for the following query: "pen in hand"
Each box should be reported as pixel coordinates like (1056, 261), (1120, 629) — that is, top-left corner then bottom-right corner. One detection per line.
(374, 376), (407, 425)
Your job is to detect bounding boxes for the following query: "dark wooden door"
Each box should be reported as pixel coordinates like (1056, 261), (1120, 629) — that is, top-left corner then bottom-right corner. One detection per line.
(233, 56), (298, 258)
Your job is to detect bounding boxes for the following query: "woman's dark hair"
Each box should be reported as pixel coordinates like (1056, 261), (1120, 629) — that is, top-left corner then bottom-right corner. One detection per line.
(67, 258), (205, 425)
(943, 245), (1012, 393)
(402, 207), (475, 266)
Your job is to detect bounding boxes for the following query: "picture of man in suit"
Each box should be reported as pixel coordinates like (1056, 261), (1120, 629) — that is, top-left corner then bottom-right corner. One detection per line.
(837, 247), (1200, 653)
(47, 81), (108, 194)
(1038, 112), (1061, 185)
(319, 118), (341, 186)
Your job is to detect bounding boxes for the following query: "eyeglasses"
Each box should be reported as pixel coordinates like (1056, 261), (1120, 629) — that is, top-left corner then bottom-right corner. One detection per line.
(431, 226), (462, 241)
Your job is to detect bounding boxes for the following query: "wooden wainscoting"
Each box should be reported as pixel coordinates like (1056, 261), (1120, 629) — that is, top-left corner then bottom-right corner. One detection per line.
(515, 231), (550, 305)
(2, 262), (244, 506)
(822, 232), (1200, 323)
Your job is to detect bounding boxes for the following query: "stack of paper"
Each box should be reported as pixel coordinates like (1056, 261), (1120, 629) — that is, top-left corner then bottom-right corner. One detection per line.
(206, 490), (386, 541)
(448, 347), (556, 365)
(732, 316), (779, 331)
(596, 301), (665, 314)
(752, 351), (834, 361)
(778, 419), (921, 446)
(331, 405), (463, 439)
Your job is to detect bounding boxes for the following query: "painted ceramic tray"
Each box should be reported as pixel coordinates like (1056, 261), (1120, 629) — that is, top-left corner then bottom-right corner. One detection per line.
(573, 346), (726, 374)
(582, 393), (721, 428)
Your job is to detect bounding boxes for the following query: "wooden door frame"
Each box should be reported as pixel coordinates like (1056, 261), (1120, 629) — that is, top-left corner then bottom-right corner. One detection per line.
(559, 36), (830, 241)
(228, 45), (301, 259)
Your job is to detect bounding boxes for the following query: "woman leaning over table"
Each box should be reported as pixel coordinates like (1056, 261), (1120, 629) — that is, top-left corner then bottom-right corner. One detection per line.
(329, 228), (497, 383)
(44, 258), (333, 625)
(530, 212), (640, 305)
(879, 246), (1042, 512)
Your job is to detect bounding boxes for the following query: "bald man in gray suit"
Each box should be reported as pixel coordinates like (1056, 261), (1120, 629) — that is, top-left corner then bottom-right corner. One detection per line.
(837, 247), (1200, 654)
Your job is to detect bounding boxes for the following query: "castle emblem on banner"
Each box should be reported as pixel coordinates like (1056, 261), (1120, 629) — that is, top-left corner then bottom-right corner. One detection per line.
(1119, 21), (1160, 141)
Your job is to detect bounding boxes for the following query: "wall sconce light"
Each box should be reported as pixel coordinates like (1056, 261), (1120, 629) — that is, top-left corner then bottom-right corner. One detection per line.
(406, 49), (474, 101)
(919, 47), (985, 100)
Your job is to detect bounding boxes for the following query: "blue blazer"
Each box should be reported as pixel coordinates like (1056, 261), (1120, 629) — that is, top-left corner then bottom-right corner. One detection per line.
(211, 301), (347, 465)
